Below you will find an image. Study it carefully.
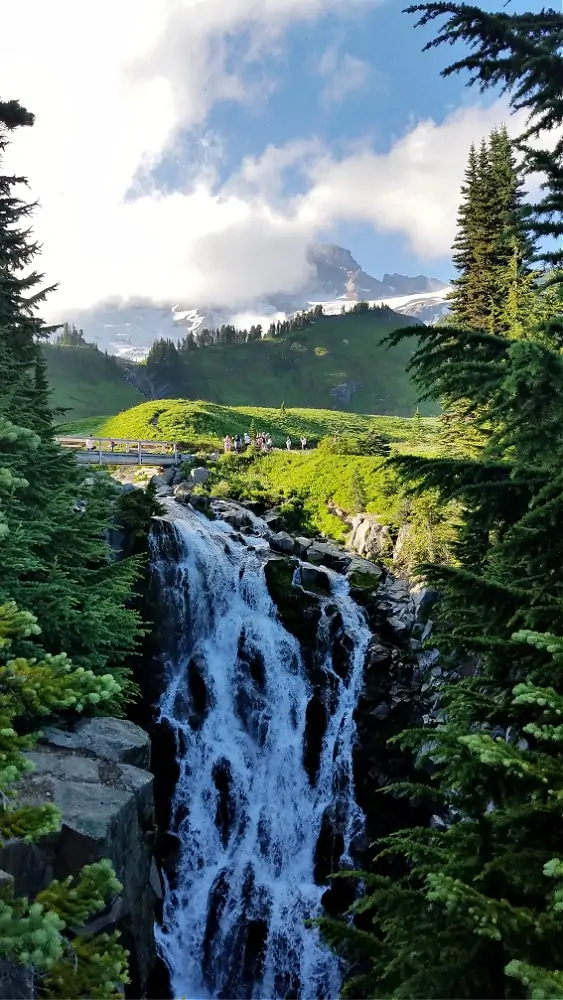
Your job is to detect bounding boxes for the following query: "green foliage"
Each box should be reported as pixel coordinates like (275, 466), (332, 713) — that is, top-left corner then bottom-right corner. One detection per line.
(114, 478), (165, 548)
(94, 398), (438, 454)
(42, 343), (144, 421)
(0, 860), (129, 998)
(318, 430), (392, 457)
(318, 7), (563, 998)
(0, 600), (122, 842)
(0, 97), (140, 996)
(137, 308), (431, 416)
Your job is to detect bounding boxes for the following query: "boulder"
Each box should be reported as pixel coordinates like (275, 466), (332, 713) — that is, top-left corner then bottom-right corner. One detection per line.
(0, 719), (157, 996)
(300, 566), (331, 595)
(365, 640), (393, 671)
(346, 558), (383, 590)
(189, 467), (211, 486)
(293, 536), (312, 558)
(211, 500), (258, 531)
(173, 482), (192, 503)
(160, 467), (177, 486)
(411, 584), (442, 622)
(348, 513), (393, 559)
(263, 509), (283, 531)
(304, 542), (351, 574)
(270, 532), (295, 555)
(41, 717), (151, 770)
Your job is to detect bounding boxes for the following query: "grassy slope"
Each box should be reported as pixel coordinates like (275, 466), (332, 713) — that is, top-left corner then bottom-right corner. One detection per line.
(43, 344), (144, 420)
(148, 310), (429, 415)
(95, 398), (438, 451)
(93, 398), (439, 542)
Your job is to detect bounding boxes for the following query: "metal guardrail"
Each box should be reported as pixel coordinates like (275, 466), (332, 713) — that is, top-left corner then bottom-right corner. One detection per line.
(55, 436), (181, 466)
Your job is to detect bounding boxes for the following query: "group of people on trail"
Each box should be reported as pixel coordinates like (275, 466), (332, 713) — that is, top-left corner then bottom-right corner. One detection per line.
(285, 436), (307, 452)
(223, 433), (251, 454)
(223, 431), (308, 454)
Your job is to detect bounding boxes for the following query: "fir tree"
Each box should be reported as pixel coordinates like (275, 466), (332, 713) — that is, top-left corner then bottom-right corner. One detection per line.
(0, 100), (142, 686)
(320, 7), (563, 998)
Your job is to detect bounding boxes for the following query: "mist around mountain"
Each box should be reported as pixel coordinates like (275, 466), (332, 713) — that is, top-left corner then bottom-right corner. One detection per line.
(63, 244), (451, 361)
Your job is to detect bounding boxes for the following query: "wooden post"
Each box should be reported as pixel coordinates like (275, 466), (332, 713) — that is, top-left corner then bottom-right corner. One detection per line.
(98, 440), (102, 465)
(138, 441), (142, 465)
(173, 442), (178, 465)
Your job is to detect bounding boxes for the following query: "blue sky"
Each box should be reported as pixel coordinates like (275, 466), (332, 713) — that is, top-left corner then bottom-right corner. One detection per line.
(147, 0), (531, 287)
(1, 0), (537, 317)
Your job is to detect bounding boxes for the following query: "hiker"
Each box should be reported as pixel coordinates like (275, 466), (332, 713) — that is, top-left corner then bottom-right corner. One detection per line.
(286, 436), (292, 451)
(300, 436), (307, 451)
(243, 432), (251, 447)
(85, 438), (94, 451)
(224, 435), (232, 454)
(234, 435), (242, 454)
(110, 440), (116, 453)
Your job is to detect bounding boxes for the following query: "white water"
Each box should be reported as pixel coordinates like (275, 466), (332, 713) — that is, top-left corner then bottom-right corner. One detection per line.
(149, 504), (371, 1000)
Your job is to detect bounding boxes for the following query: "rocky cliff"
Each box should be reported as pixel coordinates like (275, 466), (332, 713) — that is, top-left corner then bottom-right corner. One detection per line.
(0, 717), (160, 999)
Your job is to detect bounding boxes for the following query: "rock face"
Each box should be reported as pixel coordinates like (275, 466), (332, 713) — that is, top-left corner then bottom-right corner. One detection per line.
(0, 718), (159, 998)
(348, 513), (393, 559)
(189, 466), (210, 486)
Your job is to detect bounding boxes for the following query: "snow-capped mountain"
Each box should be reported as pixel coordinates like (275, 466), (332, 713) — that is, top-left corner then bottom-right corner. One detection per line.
(67, 244), (451, 360)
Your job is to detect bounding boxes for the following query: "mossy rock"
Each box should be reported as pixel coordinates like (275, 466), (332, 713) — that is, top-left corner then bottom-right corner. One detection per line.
(348, 568), (380, 590)
(264, 557), (322, 644)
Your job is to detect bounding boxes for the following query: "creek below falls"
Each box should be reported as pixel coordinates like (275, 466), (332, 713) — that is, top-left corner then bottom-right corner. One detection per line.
(146, 501), (374, 999)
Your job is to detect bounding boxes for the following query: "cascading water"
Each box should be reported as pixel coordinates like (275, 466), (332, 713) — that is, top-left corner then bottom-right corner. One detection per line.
(149, 502), (371, 1000)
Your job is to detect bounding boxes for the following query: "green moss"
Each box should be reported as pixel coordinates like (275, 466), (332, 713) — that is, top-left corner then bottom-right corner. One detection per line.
(264, 558), (322, 643)
(347, 567), (382, 590)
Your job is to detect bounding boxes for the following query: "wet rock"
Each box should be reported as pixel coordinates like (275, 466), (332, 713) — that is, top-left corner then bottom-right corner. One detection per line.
(263, 509), (283, 531)
(386, 615), (413, 647)
(300, 566), (331, 595)
(331, 630), (355, 682)
(293, 536), (312, 558)
(211, 500), (259, 531)
(365, 640), (393, 670)
(264, 558), (322, 648)
(191, 493), (211, 513)
(269, 531), (295, 555)
(370, 702), (392, 721)
(304, 542), (351, 574)
(173, 482), (192, 503)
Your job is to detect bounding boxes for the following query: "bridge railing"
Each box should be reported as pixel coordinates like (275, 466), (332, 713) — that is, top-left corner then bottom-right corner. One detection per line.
(55, 436), (181, 465)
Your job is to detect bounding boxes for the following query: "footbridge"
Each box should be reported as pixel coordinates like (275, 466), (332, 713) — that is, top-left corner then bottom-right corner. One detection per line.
(55, 437), (181, 467)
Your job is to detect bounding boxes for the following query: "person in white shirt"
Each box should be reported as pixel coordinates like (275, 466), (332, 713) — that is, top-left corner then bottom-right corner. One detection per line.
(286, 437), (292, 451)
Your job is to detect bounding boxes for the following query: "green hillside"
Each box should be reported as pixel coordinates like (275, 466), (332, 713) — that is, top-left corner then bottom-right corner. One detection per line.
(43, 343), (145, 419)
(141, 309), (429, 415)
(94, 398), (438, 452)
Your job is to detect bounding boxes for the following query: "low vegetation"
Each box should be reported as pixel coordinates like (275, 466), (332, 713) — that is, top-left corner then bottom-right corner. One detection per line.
(87, 398), (438, 451)
(43, 343), (144, 420)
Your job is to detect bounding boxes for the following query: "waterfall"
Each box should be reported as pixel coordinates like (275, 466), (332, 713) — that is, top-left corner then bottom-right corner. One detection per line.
(149, 502), (371, 1000)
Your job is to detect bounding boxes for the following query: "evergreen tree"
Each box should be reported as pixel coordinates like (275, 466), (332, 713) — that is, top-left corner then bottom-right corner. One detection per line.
(0, 100), (142, 685)
(320, 7), (563, 998)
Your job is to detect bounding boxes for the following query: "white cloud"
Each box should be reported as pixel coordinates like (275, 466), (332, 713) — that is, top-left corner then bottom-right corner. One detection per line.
(0, 1), (546, 320)
(317, 48), (373, 106)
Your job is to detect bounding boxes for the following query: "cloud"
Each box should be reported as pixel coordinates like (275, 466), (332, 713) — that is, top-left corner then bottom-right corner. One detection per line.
(0, 1), (545, 320)
(317, 48), (373, 106)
